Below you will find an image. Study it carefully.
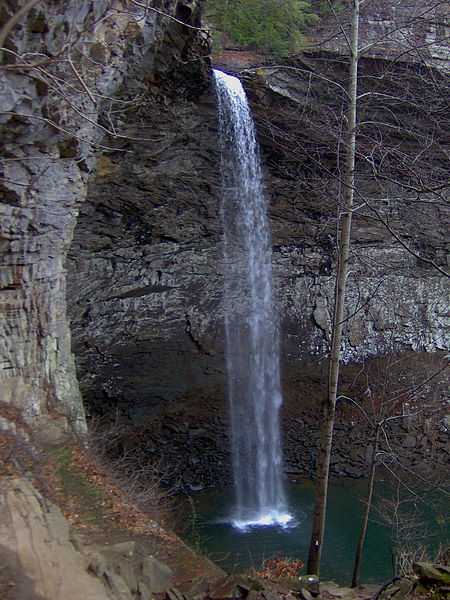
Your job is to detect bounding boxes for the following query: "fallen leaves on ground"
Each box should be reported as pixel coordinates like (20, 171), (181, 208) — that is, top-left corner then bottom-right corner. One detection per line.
(256, 557), (305, 579)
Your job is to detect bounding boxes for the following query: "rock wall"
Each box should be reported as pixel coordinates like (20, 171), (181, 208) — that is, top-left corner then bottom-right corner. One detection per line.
(66, 51), (449, 419)
(66, 72), (222, 420)
(245, 55), (450, 364)
(1, 0), (448, 432)
(0, 0), (209, 431)
(307, 0), (450, 69)
(114, 353), (448, 491)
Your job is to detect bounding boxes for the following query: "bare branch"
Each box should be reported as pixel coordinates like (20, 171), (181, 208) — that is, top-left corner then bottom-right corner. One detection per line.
(356, 197), (450, 278)
(0, 0), (42, 48)
(1, 111), (133, 152)
(127, 0), (207, 32)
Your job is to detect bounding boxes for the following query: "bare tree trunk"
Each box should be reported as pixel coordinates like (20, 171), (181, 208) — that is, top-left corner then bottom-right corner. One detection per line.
(306, 0), (360, 577)
(351, 424), (380, 587)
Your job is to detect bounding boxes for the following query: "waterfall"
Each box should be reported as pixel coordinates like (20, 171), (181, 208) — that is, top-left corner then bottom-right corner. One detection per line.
(213, 69), (291, 529)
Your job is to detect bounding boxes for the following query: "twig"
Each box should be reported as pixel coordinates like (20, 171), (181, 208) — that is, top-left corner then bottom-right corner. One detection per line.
(128, 0), (207, 32)
(1, 111), (131, 152)
(374, 575), (401, 599)
(68, 57), (97, 106)
(0, 0), (42, 48)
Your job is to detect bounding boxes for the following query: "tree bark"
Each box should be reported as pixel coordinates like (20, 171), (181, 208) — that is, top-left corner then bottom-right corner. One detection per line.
(306, 0), (360, 577)
(351, 424), (380, 587)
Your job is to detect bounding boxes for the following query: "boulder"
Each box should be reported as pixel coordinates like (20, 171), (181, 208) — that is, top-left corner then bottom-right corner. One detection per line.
(208, 574), (256, 599)
(142, 556), (174, 592)
(0, 477), (126, 600)
(413, 562), (450, 586)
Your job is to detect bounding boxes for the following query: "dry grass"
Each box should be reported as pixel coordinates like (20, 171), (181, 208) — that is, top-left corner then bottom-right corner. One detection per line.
(0, 402), (174, 535)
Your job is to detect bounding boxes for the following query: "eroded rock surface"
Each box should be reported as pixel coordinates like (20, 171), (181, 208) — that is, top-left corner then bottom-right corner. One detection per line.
(66, 50), (449, 419)
(0, 0), (209, 430)
(0, 476), (224, 600)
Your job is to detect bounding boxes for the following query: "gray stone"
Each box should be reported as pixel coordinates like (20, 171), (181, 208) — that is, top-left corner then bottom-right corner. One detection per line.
(413, 562), (450, 585)
(0, 0), (209, 436)
(142, 556), (174, 593)
(402, 434), (417, 448)
(0, 477), (128, 600)
(178, 576), (210, 599)
(166, 587), (186, 600)
(208, 575), (253, 599)
(98, 541), (136, 558)
(297, 575), (320, 595)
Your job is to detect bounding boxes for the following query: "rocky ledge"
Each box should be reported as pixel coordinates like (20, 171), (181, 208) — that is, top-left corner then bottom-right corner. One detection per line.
(66, 48), (449, 420)
(1, 476), (447, 600)
(94, 351), (448, 493)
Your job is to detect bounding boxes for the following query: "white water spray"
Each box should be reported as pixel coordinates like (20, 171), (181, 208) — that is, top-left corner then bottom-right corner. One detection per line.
(213, 69), (291, 529)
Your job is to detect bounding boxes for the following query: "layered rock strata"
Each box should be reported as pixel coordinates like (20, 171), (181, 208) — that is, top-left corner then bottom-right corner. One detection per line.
(66, 52), (449, 418)
(1, 0), (448, 457)
(116, 358), (449, 491)
(0, 0), (209, 430)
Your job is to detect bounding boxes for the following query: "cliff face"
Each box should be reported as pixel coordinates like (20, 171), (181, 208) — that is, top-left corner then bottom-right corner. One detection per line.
(66, 57), (449, 419)
(1, 0), (449, 429)
(307, 0), (450, 69)
(1, 4), (448, 596)
(0, 0), (209, 430)
(246, 54), (449, 364)
(66, 73), (222, 420)
(62, 61), (239, 419)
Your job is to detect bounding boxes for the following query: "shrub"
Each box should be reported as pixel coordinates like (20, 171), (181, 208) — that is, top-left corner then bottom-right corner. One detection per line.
(83, 418), (176, 526)
(206, 0), (319, 56)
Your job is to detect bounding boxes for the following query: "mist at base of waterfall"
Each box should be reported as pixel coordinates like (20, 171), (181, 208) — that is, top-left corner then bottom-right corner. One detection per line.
(231, 509), (295, 532)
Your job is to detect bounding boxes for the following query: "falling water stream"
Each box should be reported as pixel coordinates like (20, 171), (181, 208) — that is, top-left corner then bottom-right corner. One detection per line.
(213, 69), (291, 529)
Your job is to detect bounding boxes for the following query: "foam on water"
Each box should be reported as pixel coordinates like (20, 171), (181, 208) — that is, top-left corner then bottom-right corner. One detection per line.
(232, 511), (295, 532)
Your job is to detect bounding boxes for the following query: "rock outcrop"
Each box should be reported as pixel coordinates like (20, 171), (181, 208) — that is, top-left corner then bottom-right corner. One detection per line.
(1, 0), (448, 458)
(66, 68), (222, 418)
(305, 0), (450, 70)
(376, 562), (450, 599)
(0, 0), (210, 430)
(109, 357), (449, 490)
(66, 49), (449, 418)
(0, 476), (125, 600)
(0, 475), (224, 600)
(243, 53), (449, 364)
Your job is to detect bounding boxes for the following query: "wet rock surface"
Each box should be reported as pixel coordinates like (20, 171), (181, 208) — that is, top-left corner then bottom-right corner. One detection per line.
(66, 74), (223, 419)
(108, 355), (448, 491)
(66, 50), (449, 418)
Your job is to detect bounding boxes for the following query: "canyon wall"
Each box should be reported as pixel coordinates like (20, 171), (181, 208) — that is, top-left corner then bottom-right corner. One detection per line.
(1, 0), (448, 431)
(66, 57), (449, 420)
(0, 0), (209, 431)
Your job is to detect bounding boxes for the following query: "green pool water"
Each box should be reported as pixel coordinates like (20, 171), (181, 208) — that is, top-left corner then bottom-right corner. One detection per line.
(180, 478), (446, 586)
